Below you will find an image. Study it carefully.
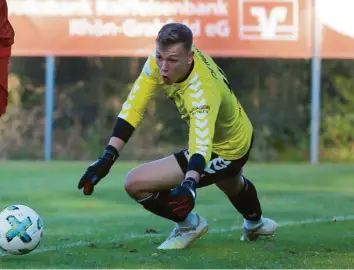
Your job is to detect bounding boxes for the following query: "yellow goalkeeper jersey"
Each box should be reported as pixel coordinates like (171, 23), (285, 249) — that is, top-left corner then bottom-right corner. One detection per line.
(118, 46), (253, 164)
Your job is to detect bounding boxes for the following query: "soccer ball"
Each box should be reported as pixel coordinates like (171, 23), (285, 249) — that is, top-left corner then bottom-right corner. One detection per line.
(0, 205), (44, 255)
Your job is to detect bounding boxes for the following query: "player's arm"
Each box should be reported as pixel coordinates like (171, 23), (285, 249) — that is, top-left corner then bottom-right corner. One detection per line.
(181, 78), (221, 193)
(78, 56), (159, 195)
(107, 69), (157, 153)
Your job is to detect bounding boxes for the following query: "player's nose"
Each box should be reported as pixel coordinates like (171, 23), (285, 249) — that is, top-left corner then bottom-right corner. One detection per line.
(161, 61), (169, 73)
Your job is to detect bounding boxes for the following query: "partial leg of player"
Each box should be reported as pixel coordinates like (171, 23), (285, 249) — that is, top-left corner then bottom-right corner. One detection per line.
(215, 171), (277, 241)
(0, 46), (10, 117)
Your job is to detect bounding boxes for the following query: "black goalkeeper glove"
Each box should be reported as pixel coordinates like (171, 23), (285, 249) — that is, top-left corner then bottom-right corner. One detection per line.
(180, 177), (197, 199)
(170, 177), (197, 201)
(78, 145), (119, 195)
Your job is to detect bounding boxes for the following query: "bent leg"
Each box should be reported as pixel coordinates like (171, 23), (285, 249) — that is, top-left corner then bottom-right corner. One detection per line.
(216, 171), (277, 241)
(125, 154), (197, 223)
(124, 154), (208, 249)
(215, 170), (263, 221)
(0, 46), (10, 116)
(124, 154), (184, 200)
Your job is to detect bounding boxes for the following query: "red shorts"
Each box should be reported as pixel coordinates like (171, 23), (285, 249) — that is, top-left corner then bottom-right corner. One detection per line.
(0, 45), (11, 116)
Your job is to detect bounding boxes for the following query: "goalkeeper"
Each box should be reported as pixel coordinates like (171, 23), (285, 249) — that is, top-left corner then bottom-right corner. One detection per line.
(78, 23), (277, 249)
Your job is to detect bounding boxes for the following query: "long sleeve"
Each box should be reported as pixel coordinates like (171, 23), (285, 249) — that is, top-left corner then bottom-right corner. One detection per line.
(118, 55), (159, 128)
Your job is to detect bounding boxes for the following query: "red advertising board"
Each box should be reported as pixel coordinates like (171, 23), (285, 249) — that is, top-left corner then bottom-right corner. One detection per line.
(7, 0), (354, 58)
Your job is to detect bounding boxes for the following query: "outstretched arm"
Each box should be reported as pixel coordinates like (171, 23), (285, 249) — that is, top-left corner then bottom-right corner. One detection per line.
(78, 56), (160, 195)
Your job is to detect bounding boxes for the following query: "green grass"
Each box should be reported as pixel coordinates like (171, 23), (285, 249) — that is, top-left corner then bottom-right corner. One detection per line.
(0, 161), (354, 268)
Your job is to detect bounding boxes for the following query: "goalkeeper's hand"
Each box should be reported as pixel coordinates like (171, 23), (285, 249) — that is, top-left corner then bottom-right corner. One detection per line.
(78, 145), (119, 195)
(170, 177), (197, 202)
(168, 177), (197, 216)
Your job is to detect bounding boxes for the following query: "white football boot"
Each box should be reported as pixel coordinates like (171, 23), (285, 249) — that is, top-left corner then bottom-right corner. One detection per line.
(157, 213), (208, 250)
(240, 217), (277, 241)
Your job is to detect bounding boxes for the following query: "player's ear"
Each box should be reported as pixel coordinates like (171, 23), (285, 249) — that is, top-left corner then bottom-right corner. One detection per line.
(187, 50), (194, 65)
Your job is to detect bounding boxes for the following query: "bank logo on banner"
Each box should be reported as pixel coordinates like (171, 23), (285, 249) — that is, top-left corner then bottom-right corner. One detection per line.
(239, 0), (299, 40)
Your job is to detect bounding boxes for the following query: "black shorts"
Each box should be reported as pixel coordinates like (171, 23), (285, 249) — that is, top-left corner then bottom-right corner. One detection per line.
(174, 135), (254, 188)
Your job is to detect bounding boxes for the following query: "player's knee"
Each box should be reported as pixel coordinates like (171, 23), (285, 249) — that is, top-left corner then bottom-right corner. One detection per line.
(124, 169), (143, 199)
(216, 173), (244, 198)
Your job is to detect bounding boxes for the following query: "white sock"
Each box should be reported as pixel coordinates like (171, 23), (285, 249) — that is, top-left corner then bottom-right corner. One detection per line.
(177, 212), (199, 228)
(244, 216), (263, 231)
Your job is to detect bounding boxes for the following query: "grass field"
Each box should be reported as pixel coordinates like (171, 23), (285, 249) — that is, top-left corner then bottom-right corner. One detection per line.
(0, 161), (353, 268)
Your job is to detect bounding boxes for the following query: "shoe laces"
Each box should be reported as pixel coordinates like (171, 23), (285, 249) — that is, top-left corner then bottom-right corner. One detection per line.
(168, 225), (196, 239)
